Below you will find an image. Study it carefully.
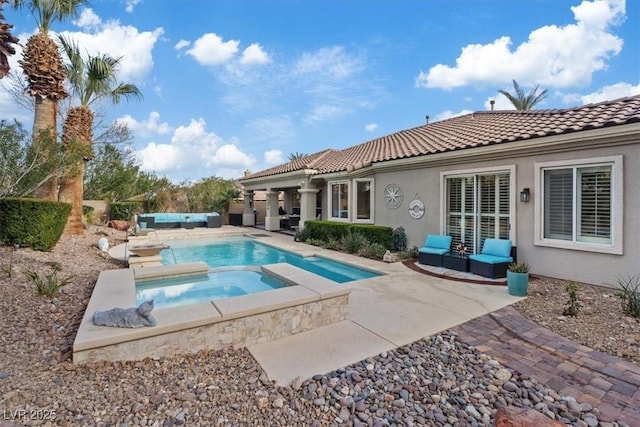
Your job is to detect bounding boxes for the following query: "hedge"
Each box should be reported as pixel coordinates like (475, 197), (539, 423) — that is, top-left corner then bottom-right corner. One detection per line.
(302, 220), (393, 249)
(0, 197), (71, 251)
(109, 201), (141, 221)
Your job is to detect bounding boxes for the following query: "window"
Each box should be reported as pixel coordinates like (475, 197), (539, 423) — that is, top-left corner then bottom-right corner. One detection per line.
(535, 156), (623, 254)
(354, 179), (373, 222)
(329, 181), (349, 220)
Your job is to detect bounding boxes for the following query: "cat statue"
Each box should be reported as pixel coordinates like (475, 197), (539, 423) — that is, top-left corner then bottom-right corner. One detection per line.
(93, 300), (157, 328)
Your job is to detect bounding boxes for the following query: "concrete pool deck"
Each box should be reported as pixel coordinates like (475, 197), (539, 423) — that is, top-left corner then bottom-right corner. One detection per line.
(104, 227), (523, 385)
(247, 234), (523, 385)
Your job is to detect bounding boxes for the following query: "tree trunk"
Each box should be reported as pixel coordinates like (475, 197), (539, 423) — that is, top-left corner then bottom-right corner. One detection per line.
(31, 96), (58, 200)
(60, 106), (93, 236)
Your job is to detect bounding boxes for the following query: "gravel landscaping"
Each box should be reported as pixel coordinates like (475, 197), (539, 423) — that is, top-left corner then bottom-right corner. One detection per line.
(1, 225), (638, 426)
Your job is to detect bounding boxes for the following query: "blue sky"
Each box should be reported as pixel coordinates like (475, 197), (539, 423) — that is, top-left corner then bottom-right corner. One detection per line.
(1, 0), (639, 183)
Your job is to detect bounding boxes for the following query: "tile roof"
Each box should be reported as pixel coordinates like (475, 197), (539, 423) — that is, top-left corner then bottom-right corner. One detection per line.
(243, 95), (640, 180)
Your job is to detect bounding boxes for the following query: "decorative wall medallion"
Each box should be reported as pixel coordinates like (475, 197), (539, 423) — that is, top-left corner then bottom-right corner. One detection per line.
(409, 198), (425, 219)
(384, 183), (404, 208)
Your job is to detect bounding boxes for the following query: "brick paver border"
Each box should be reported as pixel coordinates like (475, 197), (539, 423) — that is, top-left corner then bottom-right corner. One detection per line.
(450, 306), (640, 425)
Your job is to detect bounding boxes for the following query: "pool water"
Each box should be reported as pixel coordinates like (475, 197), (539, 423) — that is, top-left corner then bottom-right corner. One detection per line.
(136, 269), (287, 309)
(160, 238), (379, 283)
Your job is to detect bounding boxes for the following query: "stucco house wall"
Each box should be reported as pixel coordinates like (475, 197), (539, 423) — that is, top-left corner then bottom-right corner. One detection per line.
(367, 136), (638, 287)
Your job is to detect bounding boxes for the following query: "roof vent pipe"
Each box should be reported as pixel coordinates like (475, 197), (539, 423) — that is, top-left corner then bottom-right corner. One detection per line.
(490, 100), (495, 111)
(425, 115), (430, 124)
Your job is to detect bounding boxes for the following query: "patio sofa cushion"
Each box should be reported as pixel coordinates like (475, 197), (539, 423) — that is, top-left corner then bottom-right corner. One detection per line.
(418, 235), (452, 266)
(468, 254), (512, 264)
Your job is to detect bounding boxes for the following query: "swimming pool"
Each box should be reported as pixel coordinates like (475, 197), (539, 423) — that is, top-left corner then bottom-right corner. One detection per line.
(136, 267), (288, 309)
(159, 237), (380, 283)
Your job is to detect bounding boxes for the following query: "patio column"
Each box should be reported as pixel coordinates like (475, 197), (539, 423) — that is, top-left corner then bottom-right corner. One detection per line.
(242, 191), (255, 226)
(283, 190), (294, 214)
(299, 186), (319, 230)
(264, 190), (281, 231)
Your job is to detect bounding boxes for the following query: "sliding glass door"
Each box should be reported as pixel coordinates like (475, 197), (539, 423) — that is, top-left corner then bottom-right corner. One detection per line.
(446, 172), (510, 254)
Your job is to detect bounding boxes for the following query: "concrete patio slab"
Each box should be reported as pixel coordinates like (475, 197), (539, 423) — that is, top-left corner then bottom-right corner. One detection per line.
(249, 320), (396, 386)
(248, 256), (524, 385)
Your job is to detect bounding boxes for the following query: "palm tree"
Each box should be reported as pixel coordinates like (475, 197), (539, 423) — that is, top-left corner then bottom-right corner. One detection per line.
(11, 0), (86, 200)
(288, 151), (306, 161)
(498, 79), (548, 111)
(58, 35), (142, 235)
(0, 0), (19, 79)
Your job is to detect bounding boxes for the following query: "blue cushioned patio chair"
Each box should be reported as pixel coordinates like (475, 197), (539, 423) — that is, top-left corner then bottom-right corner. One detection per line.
(418, 235), (452, 266)
(468, 238), (514, 279)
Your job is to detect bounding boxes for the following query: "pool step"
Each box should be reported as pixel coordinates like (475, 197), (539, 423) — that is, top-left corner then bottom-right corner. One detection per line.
(128, 255), (162, 268)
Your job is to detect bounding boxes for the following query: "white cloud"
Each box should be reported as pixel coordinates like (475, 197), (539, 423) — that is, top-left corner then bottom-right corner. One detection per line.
(293, 46), (364, 80)
(365, 123), (378, 132)
(126, 0), (143, 13)
(138, 142), (180, 172)
(416, 0), (625, 90)
(61, 22), (164, 82)
(240, 43), (270, 65)
(576, 82), (640, 104)
(117, 112), (172, 137)
(171, 118), (221, 146)
(264, 149), (284, 165)
(186, 33), (239, 66)
(73, 8), (101, 30)
(487, 95), (517, 111)
(135, 117), (256, 181)
(174, 39), (190, 50)
(434, 109), (474, 122)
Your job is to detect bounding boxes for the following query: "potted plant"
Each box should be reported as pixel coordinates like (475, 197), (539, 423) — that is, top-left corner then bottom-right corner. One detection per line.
(507, 262), (530, 296)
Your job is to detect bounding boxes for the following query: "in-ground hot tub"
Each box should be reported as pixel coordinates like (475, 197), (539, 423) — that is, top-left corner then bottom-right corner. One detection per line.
(72, 262), (350, 363)
(137, 212), (221, 229)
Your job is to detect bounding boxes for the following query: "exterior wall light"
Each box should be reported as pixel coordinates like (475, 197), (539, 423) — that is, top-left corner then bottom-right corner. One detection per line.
(520, 188), (530, 203)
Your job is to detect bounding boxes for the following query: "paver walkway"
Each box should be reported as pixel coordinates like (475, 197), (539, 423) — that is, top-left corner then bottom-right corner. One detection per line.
(451, 306), (640, 426)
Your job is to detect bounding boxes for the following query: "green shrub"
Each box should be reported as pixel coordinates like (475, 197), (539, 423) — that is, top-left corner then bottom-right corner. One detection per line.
(324, 237), (340, 251)
(358, 242), (387, 260)
(82, 205), (95, 224)
(302, 220), (392, 248)
(305, 238), (325, 247)
(616, 274), (640, 318)
(293, 226), (311, 242)
(25, 261), (74, 297)
(109, 201), (141, 221)
(398, 246), (419, 260)
(0, 198), (71, 251)
(562, 281), (581, 316)
(341, 230), (369, 254)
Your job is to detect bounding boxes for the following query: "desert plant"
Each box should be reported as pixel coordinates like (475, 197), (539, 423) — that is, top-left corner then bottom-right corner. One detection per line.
(324, 237), (340, 251)
(563, 281), (581, 316)
(616, 274), (640, 318)
(391, 226), (407, 251)
(508, 262), (530, 273)
(24, 263), (74, 297)
(305, 238), (325, 247)
(0, 242), (19, 282)
(358, 242), (387, 260)
(341, 230), (369, 254)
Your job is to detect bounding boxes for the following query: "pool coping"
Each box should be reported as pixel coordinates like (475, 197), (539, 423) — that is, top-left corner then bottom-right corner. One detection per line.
(73, 261), (351, 363)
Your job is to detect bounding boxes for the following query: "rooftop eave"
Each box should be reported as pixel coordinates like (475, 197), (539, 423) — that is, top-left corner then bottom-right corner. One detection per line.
(370, 122), (640, 173)
(239, 168), (318, 187)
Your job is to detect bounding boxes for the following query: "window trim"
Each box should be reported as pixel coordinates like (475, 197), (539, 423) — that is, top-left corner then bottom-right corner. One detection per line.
(352, 178), (375, 224)
(534, 155), (623, 255)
